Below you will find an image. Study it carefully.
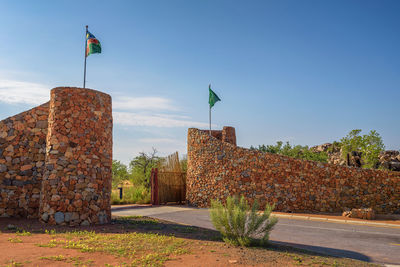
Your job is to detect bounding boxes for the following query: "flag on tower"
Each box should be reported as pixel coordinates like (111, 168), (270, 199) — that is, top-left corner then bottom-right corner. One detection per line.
(209, 84), (221, 108)
(208, 84), (221, 135)
(86, 31), (101, 57)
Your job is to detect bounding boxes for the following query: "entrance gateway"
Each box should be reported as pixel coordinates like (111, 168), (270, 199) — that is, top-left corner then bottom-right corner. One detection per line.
(150, 152), (186, 205)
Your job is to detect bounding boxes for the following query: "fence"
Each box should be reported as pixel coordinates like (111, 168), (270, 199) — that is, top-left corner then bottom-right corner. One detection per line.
(151, 152), (186, 205)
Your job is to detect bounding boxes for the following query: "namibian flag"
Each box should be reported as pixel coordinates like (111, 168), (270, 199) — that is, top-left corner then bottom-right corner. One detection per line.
(86, 31), (101, 57)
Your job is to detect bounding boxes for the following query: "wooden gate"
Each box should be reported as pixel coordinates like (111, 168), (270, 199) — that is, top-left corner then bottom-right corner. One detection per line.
(151, 152), (186, 205)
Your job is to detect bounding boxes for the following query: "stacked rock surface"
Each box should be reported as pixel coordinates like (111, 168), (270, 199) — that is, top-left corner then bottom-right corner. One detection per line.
(39, 87), (112, 225)
(186, 127), (400, 214)
(0, 103), (49, 218)
(0, 87), (112, 225)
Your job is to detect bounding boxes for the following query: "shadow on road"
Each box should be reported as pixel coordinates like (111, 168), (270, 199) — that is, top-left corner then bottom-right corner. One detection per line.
(271, 240), (371, 263)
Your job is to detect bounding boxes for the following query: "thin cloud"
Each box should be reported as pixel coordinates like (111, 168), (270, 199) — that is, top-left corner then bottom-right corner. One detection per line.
(113, 138), (187, 165)
(113, 111), (210, 128)
(153, 113), (191, 120)
(139, 138), (181, 144)
(0, 79), (178, 113)
(0, 79), (210, 129)
(113, 96), (178, 111)
(0, 79), (50, 105)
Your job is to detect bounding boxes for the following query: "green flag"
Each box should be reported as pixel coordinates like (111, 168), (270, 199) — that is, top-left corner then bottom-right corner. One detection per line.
(209, 84), (221, 108)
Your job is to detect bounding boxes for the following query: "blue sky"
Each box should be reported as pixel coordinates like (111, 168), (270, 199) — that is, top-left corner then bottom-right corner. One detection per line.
(0, 0), (399, 164)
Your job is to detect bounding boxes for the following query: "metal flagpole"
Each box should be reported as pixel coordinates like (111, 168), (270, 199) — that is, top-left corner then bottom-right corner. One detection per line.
(209, 83), (212, 135)
(83, 25), (88, 88)
(209, 105), (211, 136)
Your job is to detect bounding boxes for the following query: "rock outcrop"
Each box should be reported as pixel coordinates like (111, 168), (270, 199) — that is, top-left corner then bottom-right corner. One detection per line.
(379, 150), (400, 172)
(312, 144), (400, 171)
(342, 208), (375, 220)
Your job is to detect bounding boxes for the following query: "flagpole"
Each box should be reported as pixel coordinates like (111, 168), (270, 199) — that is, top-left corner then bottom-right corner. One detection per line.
(208, 84), (221, 136)
(209, 105), (211, 136)
(83, 25), (88, 88)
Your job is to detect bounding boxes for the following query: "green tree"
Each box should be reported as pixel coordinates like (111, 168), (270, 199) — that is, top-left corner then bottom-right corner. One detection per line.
(251, 141), (284, 154)
(180, 155), (188, 172)
(112, 160), (129, 188)
(251, 141), (328, 163)
(129, 148), (161, 187)
(340, 129), (385, 169)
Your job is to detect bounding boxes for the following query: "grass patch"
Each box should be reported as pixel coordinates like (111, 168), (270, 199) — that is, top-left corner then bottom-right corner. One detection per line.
(111, 185), (150, 205)
(72, 258), (95, 266)
(40, 255), (68, 261)
(39, 255), (95, 266)
(45, 229), (57, 235)
(171, 226), (198, 233)
(16, 230), (32, 236)
(116, 216), (159, 225)
(4, 259), (24, 267)
(8, 237), (22, 243)
(36, 228), (189, 266)
(35, 239), (61, 248)
(292, 255), (303, 265)
(113, 216), (164, 230)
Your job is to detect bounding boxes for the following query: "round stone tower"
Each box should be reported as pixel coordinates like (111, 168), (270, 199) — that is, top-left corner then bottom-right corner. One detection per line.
(39, 87), (112, 226)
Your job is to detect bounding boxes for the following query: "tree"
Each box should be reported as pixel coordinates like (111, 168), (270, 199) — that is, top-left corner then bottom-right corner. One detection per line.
(180, 155), (188, 172)
(250, 141), (284, 154)
(251, 141), (328, 163)
(340, 129), (385, 169)
(129, 148), (161, 187)
(112, 160), (129, 188)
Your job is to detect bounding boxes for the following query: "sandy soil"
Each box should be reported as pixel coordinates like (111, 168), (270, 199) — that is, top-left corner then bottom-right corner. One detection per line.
(0, 217), (377, 267)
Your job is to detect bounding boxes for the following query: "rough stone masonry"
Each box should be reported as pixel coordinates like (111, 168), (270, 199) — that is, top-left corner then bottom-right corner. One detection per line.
(0, 87), (112, 226)
(186, 127), (400, 214)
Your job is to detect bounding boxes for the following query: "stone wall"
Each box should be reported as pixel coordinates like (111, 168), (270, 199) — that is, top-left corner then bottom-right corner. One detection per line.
(186, 127), (400, 214)
(39, 87), (113, 226)
(0, 87), (113, 225)
(222, 127), (237, 146)
(201, 127), (237, 146)
(0, 103), (49, 218)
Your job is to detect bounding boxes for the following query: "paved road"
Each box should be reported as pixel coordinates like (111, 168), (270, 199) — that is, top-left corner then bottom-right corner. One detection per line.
(113, 205), (400, 265)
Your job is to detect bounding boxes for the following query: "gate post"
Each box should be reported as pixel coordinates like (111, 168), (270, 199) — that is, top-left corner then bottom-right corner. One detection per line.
(151, 168), (159, 205)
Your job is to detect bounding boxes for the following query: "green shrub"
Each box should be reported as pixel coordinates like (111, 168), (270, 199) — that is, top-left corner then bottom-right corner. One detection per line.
(340, 129), (385, 169)
(111, 185), (150, 205)
(251, 141), (328, 163)
(210, 196), (278, 247)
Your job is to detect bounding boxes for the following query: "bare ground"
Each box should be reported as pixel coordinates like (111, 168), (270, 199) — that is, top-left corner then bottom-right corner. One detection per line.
(0, 216), (378, 267)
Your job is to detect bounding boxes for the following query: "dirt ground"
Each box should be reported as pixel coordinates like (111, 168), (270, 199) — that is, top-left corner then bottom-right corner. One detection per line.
(0, 217), (378, 267)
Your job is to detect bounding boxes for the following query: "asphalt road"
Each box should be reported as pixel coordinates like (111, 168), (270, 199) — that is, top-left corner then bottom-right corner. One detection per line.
(112, 206), (400, 266)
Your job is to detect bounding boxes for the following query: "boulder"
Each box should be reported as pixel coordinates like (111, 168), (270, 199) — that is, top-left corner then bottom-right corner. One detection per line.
(54, 212), (65, 224)
(342, 208), (375, 220)
(41, 212), (49, 222)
